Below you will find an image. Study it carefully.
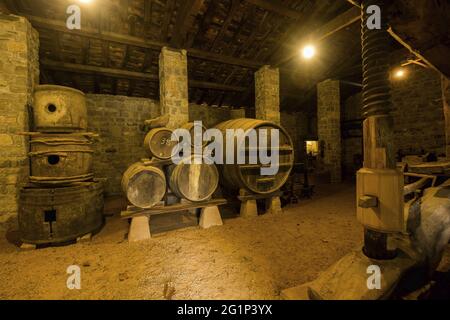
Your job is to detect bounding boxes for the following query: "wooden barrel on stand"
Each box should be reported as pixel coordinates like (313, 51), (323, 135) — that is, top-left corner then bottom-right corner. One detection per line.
(214, 118), (294, 194)
(167, 155), (219, 202)
(144, 127), (177, 160)
(122, 162), (167, 208)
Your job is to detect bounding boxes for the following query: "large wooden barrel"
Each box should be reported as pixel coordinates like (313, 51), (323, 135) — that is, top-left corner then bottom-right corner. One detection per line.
(167, 155), (219, 202)
(214, 118), (294, 194)
(181, 122), (208, 147)
(29, 133), (94, 185)
(144, 127), (177, 160)
(122, 162), (167, 208)
(33, 85), (87, 132)
(18, 181), (104, 244)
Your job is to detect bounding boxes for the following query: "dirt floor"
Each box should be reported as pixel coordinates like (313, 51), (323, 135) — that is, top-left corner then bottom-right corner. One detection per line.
(0, 183), (448, 300)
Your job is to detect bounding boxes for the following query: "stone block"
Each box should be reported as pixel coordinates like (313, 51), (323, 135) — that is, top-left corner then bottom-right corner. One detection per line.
(199, 206), (223, 229)
(240, 199), (258, 218)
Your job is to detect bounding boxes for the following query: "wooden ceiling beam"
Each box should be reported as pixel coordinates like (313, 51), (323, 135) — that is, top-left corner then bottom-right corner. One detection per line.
(40, 59), (247, 92)
(210, 0), (240, 51)
(346, 0), (361, 8)
(170, 0), (204, 48)
(25, 15), (263, 69)
(311, 6), (361, 42)
(244, 0), (302, 20)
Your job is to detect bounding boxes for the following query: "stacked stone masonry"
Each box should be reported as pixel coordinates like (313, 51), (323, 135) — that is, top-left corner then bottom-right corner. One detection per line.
(255, 65), (280, 124)
(189, 103), (232, 128)
(317, 80), (342, 183)
(281, 111), (309, 162)
(391, 65), (446, 156)
(0, 15), (39, 224)
(86, 95), (160, 196)
(159, 47), (189, 130)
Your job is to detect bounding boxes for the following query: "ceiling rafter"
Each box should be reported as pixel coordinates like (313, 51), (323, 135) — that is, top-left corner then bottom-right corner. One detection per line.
(170, 0), (204, 48)
(41, 59), (247, 92)
(25, 14), (263, 69)
(244, 0), (303, 20)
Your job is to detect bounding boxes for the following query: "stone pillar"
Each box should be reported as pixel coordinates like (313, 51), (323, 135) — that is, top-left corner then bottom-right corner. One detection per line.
(317, 80), (342, 183)
(255, 65), (280, 124)
(442, 76), (450, 159)
(230, 108), (246, 119)
(0, 14), (39, 224)
(159, 47), (189, 130)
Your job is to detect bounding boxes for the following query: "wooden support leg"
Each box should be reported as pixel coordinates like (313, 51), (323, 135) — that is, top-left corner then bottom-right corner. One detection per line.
(199, 206), (223, 229)
(128, 215), (151, 242)
(266, 196), (282, 215)
(240, 199), (258, 218)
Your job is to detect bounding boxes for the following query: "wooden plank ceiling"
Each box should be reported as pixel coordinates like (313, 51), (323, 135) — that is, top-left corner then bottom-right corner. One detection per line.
(3, 0), (363, 111)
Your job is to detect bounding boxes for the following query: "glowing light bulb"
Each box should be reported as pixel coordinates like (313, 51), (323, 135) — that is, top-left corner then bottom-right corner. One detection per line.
(79, 0), (93, 4)
(301, 45), (316, 60)
(394, 68), (406, 79)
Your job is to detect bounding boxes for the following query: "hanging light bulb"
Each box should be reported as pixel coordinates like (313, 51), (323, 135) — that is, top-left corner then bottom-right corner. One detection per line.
(393, 67), (407, 79)
(301, 45), (316, 60)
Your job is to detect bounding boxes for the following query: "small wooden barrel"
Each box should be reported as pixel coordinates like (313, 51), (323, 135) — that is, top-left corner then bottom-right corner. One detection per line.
(29, 133), (94, 185)
(181, 122), (208, 147)
(18, 180), (104, 245)
(33, 85), (87, 132)
(168, 155), (219, 202)
(144, 127), (177, 160)
(122, 163), (167, 208)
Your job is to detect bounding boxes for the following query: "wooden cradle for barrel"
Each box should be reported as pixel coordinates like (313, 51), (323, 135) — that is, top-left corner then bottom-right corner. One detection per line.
(167, 155), (219, 202)
(122, 162), (167, 209)
(214, 119), (294, 195)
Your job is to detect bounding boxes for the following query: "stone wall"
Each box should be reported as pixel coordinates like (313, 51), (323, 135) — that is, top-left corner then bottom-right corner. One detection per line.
(188, 103), (231, 128)
(86, 95), (160, 195)
(391, 65), (445, 156)
(0, 15), (39, 224)
(281, 111), (309, 161)
(317, 80), (342, 183)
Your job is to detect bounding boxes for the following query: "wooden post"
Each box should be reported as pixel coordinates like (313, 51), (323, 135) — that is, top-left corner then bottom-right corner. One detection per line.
(357, 0), (403, 260)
